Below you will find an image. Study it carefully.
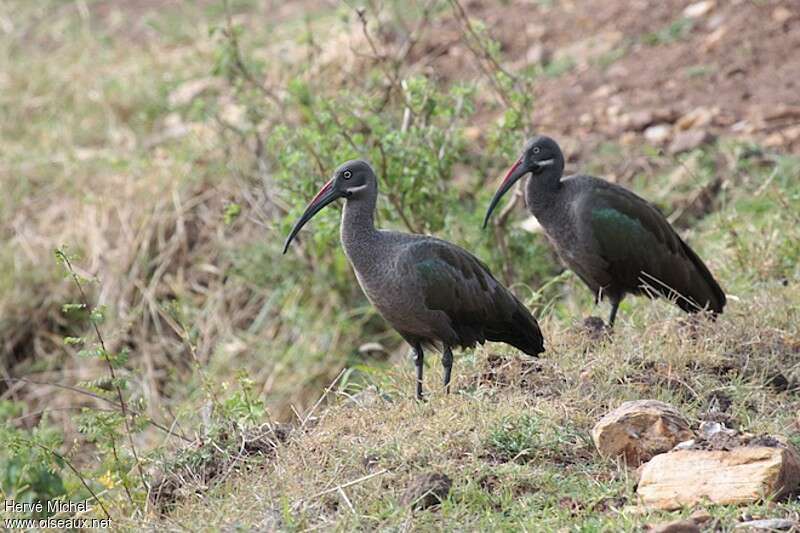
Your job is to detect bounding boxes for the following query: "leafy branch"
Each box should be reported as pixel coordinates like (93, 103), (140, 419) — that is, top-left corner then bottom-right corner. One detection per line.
(55, 248), (149, 500)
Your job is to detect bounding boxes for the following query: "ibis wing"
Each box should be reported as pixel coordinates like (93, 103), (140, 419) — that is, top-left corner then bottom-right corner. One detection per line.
(405, 239), (544, 355)
(577, 182), (725, 312)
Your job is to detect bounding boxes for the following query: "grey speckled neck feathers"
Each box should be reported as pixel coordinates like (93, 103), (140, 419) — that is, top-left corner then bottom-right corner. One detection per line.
(340, 176), (379, 265)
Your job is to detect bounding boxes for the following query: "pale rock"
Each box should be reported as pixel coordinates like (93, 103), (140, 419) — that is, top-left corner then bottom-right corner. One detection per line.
(525, 44), (550, 65)
(772, 7), (793, 24)
(735, 518), (798, 530)
(358, 342), (388, 357)
(620, 132), (638, 146)
(703, 27), (727, 50)
(646, 518), (700, 533)
(554, 31), (622, 68)
(168, 77), (221, 107)
(669, 129), (716, 154)
(676, 107), (716, 130)
(525, 22), (547, 40)
(731, 120), (755, 134)
(592, 84), (616, 99)
(785, 126), (800, 143)
(220, 101), (247, 129)
(644, 124), (673, 145)
(764, 133), (784, 148)
(619, 110), (655, 131)
(690, 510), (713, 525)
(592, 400), (694, 465)
(638, 445), (800, 510)
(646, 509), (712, 532)
(463, 126), (481, 142)
(607, 63), (629, 78)
(684, 1), (715, 19)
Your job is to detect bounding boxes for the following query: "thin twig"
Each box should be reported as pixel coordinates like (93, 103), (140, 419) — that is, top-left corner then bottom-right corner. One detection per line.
(301, 368), (347, 429)
(57, 251), (149, 494)
(222, 0), (281, 105)
(0, 377), (191, 442)
(35, 442), (111, 520)
(310, 469), (388, 499)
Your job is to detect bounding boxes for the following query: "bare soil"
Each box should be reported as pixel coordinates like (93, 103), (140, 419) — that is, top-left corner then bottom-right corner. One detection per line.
(421, 0), (800, 154)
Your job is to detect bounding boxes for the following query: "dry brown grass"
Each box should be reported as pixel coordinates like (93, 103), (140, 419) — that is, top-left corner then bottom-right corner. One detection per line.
(133, 281), (800, 530)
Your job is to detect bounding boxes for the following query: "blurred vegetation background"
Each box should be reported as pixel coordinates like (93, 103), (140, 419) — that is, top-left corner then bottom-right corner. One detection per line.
(1, 0), (798, 526)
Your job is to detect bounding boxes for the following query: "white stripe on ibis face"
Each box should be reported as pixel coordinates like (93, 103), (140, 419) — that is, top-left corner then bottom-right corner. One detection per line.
(309, 178), (334, 205)
(501, 157), (523, 187)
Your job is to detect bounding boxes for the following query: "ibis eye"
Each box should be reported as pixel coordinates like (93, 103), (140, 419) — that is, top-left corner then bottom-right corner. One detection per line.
(343, 170), (352, 179)
(532, 147), (541, 154)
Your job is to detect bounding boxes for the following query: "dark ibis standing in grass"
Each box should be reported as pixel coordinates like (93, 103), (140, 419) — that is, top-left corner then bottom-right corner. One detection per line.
(284, 160), (544, 399)
(483, 135), (726, 327)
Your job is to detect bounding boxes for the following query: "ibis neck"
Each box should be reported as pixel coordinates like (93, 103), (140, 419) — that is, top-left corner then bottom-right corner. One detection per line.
(341, 185), (379, 257)
(525, 161), (564, 216)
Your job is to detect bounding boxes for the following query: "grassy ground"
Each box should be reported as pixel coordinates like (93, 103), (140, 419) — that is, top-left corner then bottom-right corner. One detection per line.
(142, 142), (800, 530)
(2, 0), (799, 530)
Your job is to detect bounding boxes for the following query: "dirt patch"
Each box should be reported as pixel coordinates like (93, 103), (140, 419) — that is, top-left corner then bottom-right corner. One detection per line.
(421, 0), (800, 154)
(149, 422), (290, 513)
(400, 472), (452, 510)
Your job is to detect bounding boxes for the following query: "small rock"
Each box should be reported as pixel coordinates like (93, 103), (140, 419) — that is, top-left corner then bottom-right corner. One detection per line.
(168, 77), (221, 107)
(619, 110), (656, 132)
(669, 129), (716, 154)
(646, 518), (700, 533)
(463, 126), (481, 142)
(592, 400), (694, 466)
(620, 108), (678, 131)
(672, 439), (696, 451)
(764, 133), (784, 148)
(644, 124), (672, 145)
(620, 132), (638, 146)
(703, 27), (727, 51)
(690, 510), (713, 525)
(579, 112), (594, 126)
(784, 126), (800, 143)
(525, 44), (551, 65)
(592, 84), (616, 99)
(638, 445), (800, 510)
(401, 472), (452, 510)
(359, 342), (388, 358)
(699, 420), (738, 440)
(735, 518), (798, 531)
(684, 1), (715, 19)
(676, 107), (716, 130)
(772, 7), (793, 24)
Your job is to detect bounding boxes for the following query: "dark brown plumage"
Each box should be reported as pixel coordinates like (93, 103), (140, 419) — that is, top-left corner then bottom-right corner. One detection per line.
(484, 136), (726, 326)
(284, 160), (544, 399)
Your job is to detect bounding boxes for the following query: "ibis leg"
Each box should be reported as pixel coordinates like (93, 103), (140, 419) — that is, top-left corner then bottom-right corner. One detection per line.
(442, 346), (454, 394)
(608, 299), (620, 328)
(413, 343), (424, 400)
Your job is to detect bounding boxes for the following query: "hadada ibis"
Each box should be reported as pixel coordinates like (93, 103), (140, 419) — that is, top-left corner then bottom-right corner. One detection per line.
(483, 135), (726, 327)
(284, 160), (545, 399)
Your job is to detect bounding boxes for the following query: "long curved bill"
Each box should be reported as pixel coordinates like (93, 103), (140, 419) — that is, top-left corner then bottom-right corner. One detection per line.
(482, 158), (526, 229)
(282, 179), (342, 254)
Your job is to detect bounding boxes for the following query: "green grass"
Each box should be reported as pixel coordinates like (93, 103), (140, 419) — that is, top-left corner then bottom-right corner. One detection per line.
(642, 17), (695, 46)
(138, 145), (800, 528)
(2, 0), (800, 530)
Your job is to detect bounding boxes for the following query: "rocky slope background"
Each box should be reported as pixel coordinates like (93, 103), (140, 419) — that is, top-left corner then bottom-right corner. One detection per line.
(1, 0), (798, 530)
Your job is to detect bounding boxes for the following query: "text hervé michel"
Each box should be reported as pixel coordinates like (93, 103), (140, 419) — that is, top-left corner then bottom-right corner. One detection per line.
(4, 498), (91, 515)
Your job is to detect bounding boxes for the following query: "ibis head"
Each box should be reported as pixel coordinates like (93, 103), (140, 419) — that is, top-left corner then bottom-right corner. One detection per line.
(483, 135), (563, 228)
(282, 160), (375, 253)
